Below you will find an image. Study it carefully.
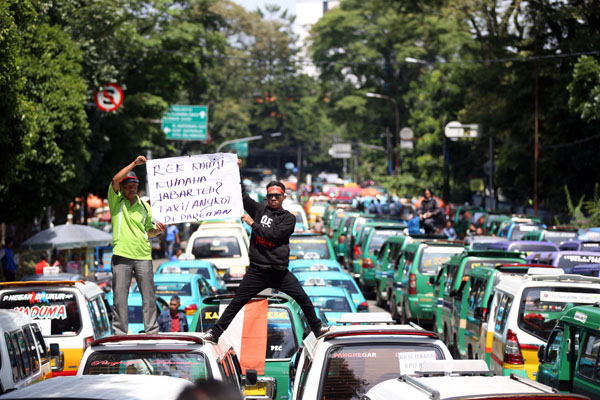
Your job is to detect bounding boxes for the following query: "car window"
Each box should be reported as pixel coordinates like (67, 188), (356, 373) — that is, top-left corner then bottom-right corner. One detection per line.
(296, 354), (313, 400)
(518, 287), (600, 341)
(511, 224), (542, 240)
(5, 332), (20, 382)
(23, 326), (40, 373)
(16, 331), (32, 377)
(0, 290), (82, 336)
(546, 328), (563, 364)
(192, 236), (241, 258)
(31, 324), (48, 364)
(367, 230), (403, 253)
(467, 277), (486, 313)
(577, 333), (600, 381)
(494, 294), (512, 333)
(543, 231), (578, 245)
(444, 265), (459, 295)
(418, 247), (464, 275)
(152, 282), (192, 296)
(84, 351), (210, 381)
(557, 254), (600, 270)
(198, 279), (209, 297)
(289, 237), (331, 260)
(321, 344), (444, 400)
(309, 296), (352, 312)
(509, 243), (557, 252)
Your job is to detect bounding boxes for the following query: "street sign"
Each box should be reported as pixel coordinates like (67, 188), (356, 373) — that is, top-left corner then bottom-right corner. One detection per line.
(470, 178), (485, 192)
(162, 105), (208, 140)
(95, 83), (123, 112)
(444, 121), (479, 139)
(400, 127), (414, 140)
(229, 142), (248, 157)
(400, 140), (414, 150)
(328, 143), (352, 159)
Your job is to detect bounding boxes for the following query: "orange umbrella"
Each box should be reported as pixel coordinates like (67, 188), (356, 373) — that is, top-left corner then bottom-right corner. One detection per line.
(87, 194), (103, 209)
(360, 187), (382, 197)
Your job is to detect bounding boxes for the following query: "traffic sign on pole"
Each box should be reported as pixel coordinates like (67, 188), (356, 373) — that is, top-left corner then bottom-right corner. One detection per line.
(162, 105), (208, 140)
(444, 121), (478, 139)
(95, 83), (123, 112)
(229, 142), (248, 157)
(328, 143), (352, 159)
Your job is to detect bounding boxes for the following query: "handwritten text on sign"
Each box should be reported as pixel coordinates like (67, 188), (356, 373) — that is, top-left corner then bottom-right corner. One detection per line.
(146, 153), (243, 224)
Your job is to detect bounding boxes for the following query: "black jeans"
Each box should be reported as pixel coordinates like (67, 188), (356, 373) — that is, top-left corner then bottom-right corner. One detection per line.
(211, 263), (322, 337)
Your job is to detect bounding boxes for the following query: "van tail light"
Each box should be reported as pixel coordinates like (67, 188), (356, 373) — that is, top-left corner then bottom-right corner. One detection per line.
(353, 245), (362, 258)
(338, 235), (346, 244)
(409, 273), (417, 295)
(504, 329), (524, 364)
(185, 304), (198, 316)
(357, 301), (369, 312)
(362, 258), (374, 269)
(84, 336), (94, 351)
(328, 228), (333, 238)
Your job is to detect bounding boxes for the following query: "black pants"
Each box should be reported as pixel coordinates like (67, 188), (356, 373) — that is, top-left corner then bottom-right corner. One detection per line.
(211, 264), (322, 337)
(423, 217), (438, 234)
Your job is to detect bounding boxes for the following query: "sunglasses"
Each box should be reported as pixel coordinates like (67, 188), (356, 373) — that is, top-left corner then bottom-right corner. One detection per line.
(266, 193), (283, 199)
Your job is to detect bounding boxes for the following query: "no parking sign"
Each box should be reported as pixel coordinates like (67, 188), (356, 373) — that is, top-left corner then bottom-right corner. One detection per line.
(94, 83), (123, 112)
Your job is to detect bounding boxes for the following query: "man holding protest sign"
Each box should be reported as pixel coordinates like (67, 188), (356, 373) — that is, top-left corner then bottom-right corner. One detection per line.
(109, 155), (166, 334)
(200, 160), (329, 343)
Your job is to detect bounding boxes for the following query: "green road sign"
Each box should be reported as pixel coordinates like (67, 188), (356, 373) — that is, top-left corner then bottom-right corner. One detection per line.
(162, 105), (208, 140)
(229, 142), (248, 157)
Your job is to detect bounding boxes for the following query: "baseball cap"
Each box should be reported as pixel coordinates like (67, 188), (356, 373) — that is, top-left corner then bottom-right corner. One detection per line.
(120, 171), (139, 185)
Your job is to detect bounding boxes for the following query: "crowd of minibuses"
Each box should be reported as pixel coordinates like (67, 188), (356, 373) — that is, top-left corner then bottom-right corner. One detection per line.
(313, 200), (600, 398)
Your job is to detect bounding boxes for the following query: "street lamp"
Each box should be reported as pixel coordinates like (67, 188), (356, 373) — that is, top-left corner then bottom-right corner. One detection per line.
(365, 92), (400, 175)
(216, 132), (282, 153)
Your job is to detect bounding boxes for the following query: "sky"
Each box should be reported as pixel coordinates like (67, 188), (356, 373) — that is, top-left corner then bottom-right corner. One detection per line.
(232, 0), (296, 14)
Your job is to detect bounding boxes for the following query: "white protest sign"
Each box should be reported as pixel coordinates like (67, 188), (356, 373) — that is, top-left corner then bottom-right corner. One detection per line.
(146, 153), (243, 224)
(397, 351), (437, 375)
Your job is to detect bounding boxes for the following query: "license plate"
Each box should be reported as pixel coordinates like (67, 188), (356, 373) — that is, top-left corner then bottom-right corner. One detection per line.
(245, 383), (267, 396)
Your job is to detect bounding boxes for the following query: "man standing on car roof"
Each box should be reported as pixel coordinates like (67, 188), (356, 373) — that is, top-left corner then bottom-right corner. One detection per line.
(201, 161), (329, 343)
(109, 155), (166, 335)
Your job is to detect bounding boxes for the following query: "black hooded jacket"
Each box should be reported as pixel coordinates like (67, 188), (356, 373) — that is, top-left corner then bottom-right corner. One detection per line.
(242, 186), (296, 267)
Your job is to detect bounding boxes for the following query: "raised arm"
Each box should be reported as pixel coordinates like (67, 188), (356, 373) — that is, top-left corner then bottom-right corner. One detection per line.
(111, 155), (146, 193)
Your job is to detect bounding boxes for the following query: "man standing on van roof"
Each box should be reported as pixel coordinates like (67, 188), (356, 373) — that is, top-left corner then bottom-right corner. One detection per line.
(200, 161), (329, 343)
(109, 155), (166, 335)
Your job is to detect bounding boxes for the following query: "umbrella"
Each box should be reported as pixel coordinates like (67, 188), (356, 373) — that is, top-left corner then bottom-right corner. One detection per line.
(22, 224), (113, 251)
(360, 187), (382, 197)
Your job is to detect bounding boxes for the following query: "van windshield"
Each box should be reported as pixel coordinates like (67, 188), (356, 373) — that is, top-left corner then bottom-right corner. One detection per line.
(518, 287), (600, 340)
(0, 290), (82, 336)
(192, 236), (241, 259)
(196, 305), (298, 359)
(290, 237), (331, 260)
(321, 344), (444, 400)
(419, 247), (464, 275)
(543, 231), (578, 245)
(368, 230), (403, 252)
(83, 351), (210, 381)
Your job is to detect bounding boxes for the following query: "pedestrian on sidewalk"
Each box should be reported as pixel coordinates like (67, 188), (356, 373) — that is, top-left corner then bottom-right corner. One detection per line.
(2, 238), (18, 281)
(200, 160), (329, 344)
(109, 155), (166, 335)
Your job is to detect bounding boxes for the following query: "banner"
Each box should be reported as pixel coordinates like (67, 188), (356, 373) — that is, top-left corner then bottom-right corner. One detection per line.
(146, 153), (243, 224)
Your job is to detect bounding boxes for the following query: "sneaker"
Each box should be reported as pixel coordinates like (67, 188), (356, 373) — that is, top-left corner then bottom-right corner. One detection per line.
(316, 324), (330, 338)
(199, 329), (218, 344)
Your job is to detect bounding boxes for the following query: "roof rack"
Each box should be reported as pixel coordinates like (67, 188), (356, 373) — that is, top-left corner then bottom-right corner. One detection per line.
(464, 250), (523, 259)
(423, 240), (466, 246)
(92, 334), (205, 346)
(0, 280), (80, 288)
(415, 360), (491, 377)
(337, 312), (394, 325)
(529, 273), (600, 283)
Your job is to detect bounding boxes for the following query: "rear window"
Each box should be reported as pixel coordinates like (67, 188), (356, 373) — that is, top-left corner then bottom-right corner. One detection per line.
(418, 247), (464, 275)
(518, 287), (600, 341)
(83, 351), (210, 381)
(0, 290), (82, 336)
(367, 230), (403, 252)
(154, 282), (192, 296)
(543, 231), (578, 245)
(510, 224), (542, 240)
(290, 237), (331, 260)
(192, 236), (241, 259)
(557, 254), (600, 270)
(321, 344), (444, 400)
(161, 267), (210, 279)
(292, 212), (304, 224)
(309, 296), (352, 312)
(509, 243), (557, 253)
(196, 305), (298, 360)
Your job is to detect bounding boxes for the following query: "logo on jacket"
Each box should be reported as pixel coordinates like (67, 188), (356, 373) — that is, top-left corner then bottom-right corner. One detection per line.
(260, 215), (273, 227)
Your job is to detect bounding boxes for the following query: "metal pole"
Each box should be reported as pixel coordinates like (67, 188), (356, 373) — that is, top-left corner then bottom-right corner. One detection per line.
(488, 135), (493, 211)
(392, 99), (400, 175)
(443, 136), (450, 203)
(216, 132), (281, 153)
(297, 145), (302, 182)
(534, 67), (539, 217)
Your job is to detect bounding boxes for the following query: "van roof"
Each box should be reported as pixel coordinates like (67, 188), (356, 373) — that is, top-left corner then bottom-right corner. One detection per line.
(0, 309), (34, 330)
(560, 305), (600, 331)
(495, 272), (600, 293)
(0, 280), (103, 298)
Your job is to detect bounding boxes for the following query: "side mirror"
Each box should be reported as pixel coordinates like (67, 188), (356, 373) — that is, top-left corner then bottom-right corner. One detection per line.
(50, 343), (64, 372)
(449, 289), (457, 297)
(373, 249), (379, 257)
(429, 276), (435, 285)
(474, 307), (484, 320)
(538, 344), (546, 363)
(244, 369), (258, 387)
